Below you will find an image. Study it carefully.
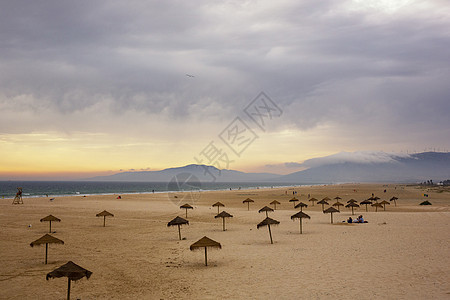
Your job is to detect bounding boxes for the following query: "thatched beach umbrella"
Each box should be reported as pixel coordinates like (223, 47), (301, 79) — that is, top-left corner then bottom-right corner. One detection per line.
(380, 200), (390, 211)
(212, 202), (225, 214)
(345, 202), (360, 215)
(289, 197), (299, 208)
(323, 207), (340, 224)
(168, 216), (189, 240)
(334, 196), (342, 201)
(371, 202), (383, 212)
(270, 200), (280, 210)
(96, 210), (114, 227)
(317, 199), (329, 211)
(258, 206), (274, 217)
(360, 199), (373, 212)
(294, 202), (308, 212)
(257, 217), (280, 244)
(291, 211), (311, 234)
(369, 196), (380, 203)
(190, 236), (221, 266)
(242, 198), (254, 211)
(308, 197), (318, 206)
(215, 211), (233, 231)
(46, 261), (92, 300)
(332, 201), (344, 212)
(180, 203), (193, 218)
(40, 215), (61, 233)
(30, 234), (64, 264)
(390, 196), (398, 207)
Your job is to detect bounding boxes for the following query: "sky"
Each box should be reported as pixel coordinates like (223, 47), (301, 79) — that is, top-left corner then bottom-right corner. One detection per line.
(1, 0), (449, 180)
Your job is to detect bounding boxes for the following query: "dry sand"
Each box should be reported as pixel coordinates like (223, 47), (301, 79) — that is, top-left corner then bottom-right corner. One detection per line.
(0, 183), (449, 299)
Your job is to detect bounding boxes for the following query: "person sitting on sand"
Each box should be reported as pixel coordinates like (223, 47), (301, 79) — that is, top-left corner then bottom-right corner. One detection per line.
(354, 215), (366, 223)
(347, 217), (353, 223)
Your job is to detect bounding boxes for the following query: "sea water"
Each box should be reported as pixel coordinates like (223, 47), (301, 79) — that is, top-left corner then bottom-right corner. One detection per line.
(0, 181), (306, 199)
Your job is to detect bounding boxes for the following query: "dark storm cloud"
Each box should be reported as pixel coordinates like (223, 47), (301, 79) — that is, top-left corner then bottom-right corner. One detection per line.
(0, 0), (449, 146)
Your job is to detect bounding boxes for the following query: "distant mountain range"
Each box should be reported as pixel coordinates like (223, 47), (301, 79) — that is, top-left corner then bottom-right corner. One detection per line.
(86, 164), (278, 182)
(85, 152), (450, 183)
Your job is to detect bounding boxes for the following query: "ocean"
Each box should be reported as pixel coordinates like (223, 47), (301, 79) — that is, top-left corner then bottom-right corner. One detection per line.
(0, 181), (303, 199)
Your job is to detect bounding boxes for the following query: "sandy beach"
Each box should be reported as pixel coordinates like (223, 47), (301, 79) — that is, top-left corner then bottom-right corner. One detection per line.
(0, 183), (449, 299)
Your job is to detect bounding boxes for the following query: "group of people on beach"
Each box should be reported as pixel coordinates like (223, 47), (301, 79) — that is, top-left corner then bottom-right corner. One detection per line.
(347, 215), (367, 223)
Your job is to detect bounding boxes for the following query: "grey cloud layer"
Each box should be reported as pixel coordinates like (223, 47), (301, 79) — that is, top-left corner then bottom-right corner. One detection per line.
(1, 0), (449, 145)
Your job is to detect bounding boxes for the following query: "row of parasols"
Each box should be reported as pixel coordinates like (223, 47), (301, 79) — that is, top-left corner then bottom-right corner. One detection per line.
(28, 211), (114, 300)
(169, 195), (400, 268)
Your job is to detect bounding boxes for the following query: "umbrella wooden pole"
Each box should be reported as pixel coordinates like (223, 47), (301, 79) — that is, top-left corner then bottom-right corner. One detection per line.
(217, 206), (219, 214)
(177, 225), (181, 240)
(265, 211), (268, 217)
(321, 204), (325, 211)
(67, 278), (71, 300)
(45, 243), (48, 264)
(299, 219), (303, 234)
(365, 204), (368, 212)
(274, 203), (277, 210)
(268, 224), (273, 244)
(330, 213), (334, 224)
(222, 218), (225, 231)
(247, 202), (250, 211)
(185, 208), (188, 218)
(49, 221), (52, 233)
(103, 216), (106, 227)
(351, 207), (354, 215)
(204, 247), (208, 266)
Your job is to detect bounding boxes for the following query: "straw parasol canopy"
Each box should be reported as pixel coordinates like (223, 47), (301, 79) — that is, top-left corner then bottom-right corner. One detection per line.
(289, 197), (299, 208)
(46, 261), (92, 300)
(332, 201), (344, 212)
(390, 196), (398, 206)
(347, 199), (358, 204)
(180, 203), (194, 218)
(379, 200), (390, 211)
(371, 202), (383, 212)
(190, 236), (221, 266)
(96, 210), (114, 227)
(242, 198), (254, 211)
(334, 196), (342, 200)
(317, 199), (329, 211)
(258, 206), (274, 217)
(270, 200), (280, 210)
(215, 211), (233, 231)
(167, 216), (189, 240)
(291, 211), (311, 234)
(360, 199), (373, 212)
(257, 217), (280, 244)
(323, 207), (340, 223)
(345, 202), (360, 215)
(212, 202), (225, 214)
(40, 215), (61, 233)
(294, 202), (308, 212)
(368, 196), (380, 203)
(308, 197), (318, 206)
(30, 234), (64, 264)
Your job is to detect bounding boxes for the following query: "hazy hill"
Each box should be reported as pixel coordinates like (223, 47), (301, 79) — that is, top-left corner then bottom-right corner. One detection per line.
(86, 164), (278, 182)
(276, 152), (450, 183)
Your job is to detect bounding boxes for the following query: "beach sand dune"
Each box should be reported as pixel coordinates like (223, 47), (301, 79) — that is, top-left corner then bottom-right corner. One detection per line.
(0, 184), (449, 299)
